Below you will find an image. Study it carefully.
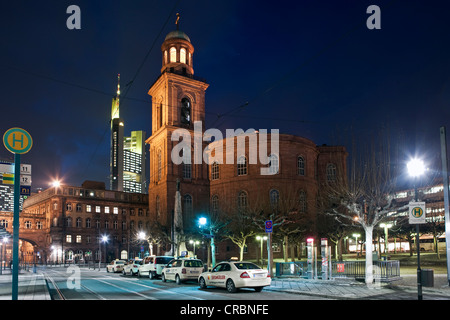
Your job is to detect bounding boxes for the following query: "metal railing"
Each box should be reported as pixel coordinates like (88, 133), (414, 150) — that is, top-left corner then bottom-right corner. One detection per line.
(275, 260), (401, 282)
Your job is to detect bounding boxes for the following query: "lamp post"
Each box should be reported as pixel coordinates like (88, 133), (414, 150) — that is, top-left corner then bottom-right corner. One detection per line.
(352, 233), (360, 257)
(407, 157), (425, 300)
(380, 223), (393, 255)
(189, 240), (200, 258)
(256, 235), (267, 265)
(99, 235), (108, 270)
(199, 217), (215, 268)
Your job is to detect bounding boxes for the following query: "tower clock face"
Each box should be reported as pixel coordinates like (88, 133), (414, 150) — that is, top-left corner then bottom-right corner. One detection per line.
(181, 98), (191, 124)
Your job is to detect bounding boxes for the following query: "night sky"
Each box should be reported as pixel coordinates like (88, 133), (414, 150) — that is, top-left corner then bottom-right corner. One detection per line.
(1, 0), (450, 191)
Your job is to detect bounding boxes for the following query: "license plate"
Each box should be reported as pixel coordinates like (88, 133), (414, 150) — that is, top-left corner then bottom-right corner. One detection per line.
(189, 270), (199, 274)
(253, 273), (266, 278)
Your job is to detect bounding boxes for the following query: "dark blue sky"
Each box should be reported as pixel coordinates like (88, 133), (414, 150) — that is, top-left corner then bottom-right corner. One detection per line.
(1, 0), (450, 190)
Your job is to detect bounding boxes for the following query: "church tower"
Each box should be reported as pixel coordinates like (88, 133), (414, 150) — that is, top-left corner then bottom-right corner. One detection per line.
(146, 16), (210, 246)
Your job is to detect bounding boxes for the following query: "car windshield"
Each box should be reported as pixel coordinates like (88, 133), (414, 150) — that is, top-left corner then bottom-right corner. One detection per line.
(116, 261), (125, 264)
(233, 262), (261, 270)
(155, 257), (173, 264)
(184, 260), (203, 267)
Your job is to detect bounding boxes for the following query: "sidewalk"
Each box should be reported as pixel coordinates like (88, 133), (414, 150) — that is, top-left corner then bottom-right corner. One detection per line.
(266, 274), (450, 300)
(0, 268), (51, 300)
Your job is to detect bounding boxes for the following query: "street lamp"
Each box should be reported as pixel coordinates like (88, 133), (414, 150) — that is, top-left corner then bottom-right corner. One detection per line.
(352, 233), (360, 257)
(198, 217), (216, 268)
(189, 240), (200, 258)
(256, 235), (268, 265)
(380, 223), (393, 255)
(407, 157), (425, 300)
(99, 235), (108, 270)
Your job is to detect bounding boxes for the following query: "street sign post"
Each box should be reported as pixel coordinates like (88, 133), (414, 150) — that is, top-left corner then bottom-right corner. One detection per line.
(265, 220), (273, 233)
(2, 128), (33, 300)
(409, 202), (426, 224)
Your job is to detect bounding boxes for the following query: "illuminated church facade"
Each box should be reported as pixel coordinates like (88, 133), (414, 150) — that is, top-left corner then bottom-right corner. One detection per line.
(146, 22), (348, 262)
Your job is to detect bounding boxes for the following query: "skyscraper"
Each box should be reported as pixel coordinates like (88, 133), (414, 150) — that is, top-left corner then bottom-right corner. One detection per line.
(110, 74), (147, 193)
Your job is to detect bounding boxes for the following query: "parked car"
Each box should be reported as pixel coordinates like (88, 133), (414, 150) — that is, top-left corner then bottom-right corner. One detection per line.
(122, 258), (142, 276)
(137, 255), (174, 279)
(106, 259), (126, 273)
(161, 258), (204, 284)
(198, 261), (271, 293)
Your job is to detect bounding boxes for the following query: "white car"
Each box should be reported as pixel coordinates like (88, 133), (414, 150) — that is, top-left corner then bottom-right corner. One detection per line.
(162, 258), (205, 284)
(137, 255), (174, 279)
(106, 259), (126, 273)
(122, 259), (142, 276)
(198, 261), (271, 293)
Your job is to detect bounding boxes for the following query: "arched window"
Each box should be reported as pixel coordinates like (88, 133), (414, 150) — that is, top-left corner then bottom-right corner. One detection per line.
(211, 161), (219, 180)
(183, 194), (193, 217)
(66, 217), (72, 228)
(238, 191), (248, 211)
(157, 149), (162, 181)
(25, 221), (32, 229)
(181, 97), (191, 125)
(76, 217), (82, 228)
(299, 191), (307, 213)
(297, 156), (305, 176)
(86, 218), (91, 228)
(326, 163), (337, 182)
(237, 156), (247, 176)
(180, 48), (186, 64)
(170, 47), (177, 63)
(156, 195), (160, 218)
(268, 154), (279, 174)
(269, 189), (279, 209)
(164, 50), (168, 64)
(182, 148), (192, 179)
(211, 195), (219, 214)
(0, 219), (8, 228)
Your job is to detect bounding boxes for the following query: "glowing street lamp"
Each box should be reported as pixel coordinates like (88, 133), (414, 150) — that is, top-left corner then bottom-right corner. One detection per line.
(380, 223), (393, 254)
(353, 233), (361, 255)
(256, 235), (268, 264)
(189, 239), (200, 258)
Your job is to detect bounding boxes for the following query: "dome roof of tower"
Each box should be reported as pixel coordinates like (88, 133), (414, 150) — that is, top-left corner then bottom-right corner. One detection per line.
(164, 30), (191, 42)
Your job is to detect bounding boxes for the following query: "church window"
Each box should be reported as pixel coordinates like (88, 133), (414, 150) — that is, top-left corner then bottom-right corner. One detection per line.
(270, 189), (280, 209)
(268, 154), (279, 174)
(237, 156), (247, 176)
(211, 195), (219, 214)
(157, 150), (162, 181)
(180, 48), (186, 64)
(299, 191), (307, 213)
(297, 156), (305, 176)
(326, 163), (337, 182)
(211, 161), (219, 180)
(238, 191), (248, 211)
(170, 47), (177, 63)
(183, 194), (193, 217)
(181, 98), (191, 125)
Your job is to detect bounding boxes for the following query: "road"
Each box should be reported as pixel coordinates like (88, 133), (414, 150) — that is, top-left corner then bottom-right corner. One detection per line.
(41, 266), (325, 301)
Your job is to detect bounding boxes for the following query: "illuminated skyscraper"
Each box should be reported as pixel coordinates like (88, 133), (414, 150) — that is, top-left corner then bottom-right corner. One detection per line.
(109, 74), (147, 193)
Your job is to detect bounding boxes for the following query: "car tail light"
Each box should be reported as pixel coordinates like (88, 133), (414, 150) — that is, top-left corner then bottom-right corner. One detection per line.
(240, 272), (250, 278)
(182, 268), (186, 274)
(267, 273), (271, 278)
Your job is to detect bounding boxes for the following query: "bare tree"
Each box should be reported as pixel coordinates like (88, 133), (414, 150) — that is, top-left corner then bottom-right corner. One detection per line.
(322, 132), (405, 283)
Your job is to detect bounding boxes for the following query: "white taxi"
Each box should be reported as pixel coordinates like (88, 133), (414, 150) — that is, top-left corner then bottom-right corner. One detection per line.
(198, 261), (271, 293)
(106, 259), (126, 273)
(122, 258), (142, 276)
(161, 258), (204, 284)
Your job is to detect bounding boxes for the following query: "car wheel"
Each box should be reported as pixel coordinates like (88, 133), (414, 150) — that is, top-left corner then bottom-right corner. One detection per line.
(122, 270), (126, 275)
(199, 277), (207, 289)
(137, 271), (141, 278)
(162, 273), (166, 282)
(175, 274), (182, 285)
(254, 286), (264, 292)
(149, 271), (154, 280)
(226, 279), (237, 293)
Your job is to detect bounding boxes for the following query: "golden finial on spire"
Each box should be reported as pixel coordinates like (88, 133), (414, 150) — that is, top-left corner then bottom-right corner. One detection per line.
(175, 13), (180, 30)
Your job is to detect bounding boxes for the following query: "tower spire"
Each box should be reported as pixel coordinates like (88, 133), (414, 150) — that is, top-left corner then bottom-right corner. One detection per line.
(111, 73), (120, 121)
